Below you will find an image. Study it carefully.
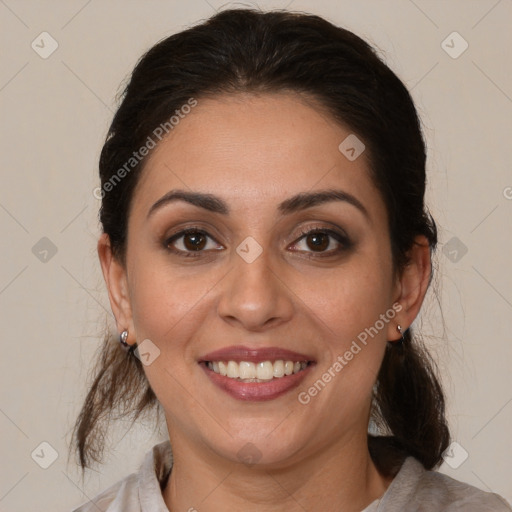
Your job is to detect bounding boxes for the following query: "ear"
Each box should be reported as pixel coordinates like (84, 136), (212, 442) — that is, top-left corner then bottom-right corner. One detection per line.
(386, 235), (432, 342)
(97, 233), (135, 346)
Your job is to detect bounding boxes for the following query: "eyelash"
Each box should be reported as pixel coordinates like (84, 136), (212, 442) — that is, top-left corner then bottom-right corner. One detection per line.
(164, 226), (352, 259)
(165, 227), (220, 258)
(291, 227), (352, 258)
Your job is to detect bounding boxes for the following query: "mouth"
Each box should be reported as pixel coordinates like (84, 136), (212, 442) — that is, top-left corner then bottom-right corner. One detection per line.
(198, 345), (316, 401)
(204, 359), (311, 381)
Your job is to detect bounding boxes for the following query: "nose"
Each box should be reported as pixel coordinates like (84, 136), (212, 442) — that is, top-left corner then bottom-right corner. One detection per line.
(216, 251), (295, 332)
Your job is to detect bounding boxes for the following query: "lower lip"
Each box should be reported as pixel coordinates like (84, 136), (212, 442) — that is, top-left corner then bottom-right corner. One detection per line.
(200, 363), (313, 401)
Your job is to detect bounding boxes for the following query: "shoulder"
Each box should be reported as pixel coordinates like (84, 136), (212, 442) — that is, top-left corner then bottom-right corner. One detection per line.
(72, 473), (139, 512)
(71, 441), (173, 512)
(380, 456), (512, 511)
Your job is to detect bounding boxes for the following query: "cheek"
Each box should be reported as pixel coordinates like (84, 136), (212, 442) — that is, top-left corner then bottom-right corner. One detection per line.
(290, 246), (393, 399)
(295, 267), (391, 414)
(126, 255), (224, 415)
(295, 254), (393, 343)
(127, 253), (224, 351)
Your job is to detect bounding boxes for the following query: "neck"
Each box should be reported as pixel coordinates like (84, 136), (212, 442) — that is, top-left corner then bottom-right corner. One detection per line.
(162, 431), (392, 512)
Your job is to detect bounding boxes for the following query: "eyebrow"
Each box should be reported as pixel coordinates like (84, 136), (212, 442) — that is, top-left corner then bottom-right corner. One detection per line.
(147, 188), (370, 221)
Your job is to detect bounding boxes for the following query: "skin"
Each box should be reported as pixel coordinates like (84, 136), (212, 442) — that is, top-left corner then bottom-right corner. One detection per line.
(98, 92), (432, 512)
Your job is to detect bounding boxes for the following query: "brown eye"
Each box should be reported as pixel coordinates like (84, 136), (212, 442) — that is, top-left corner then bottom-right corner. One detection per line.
(183, 232), (207, 251)
(306, 232), (330, 252)
(290, 228), (351, 256)
(166, 229), (223, 255)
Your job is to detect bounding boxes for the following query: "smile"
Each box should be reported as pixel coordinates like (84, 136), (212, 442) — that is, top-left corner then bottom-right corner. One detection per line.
(199, 345), (315, 401)
(205, 360), (310, 381)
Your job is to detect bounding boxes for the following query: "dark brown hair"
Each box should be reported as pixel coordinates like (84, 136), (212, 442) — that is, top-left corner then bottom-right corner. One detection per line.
(73, 8), (449, 474)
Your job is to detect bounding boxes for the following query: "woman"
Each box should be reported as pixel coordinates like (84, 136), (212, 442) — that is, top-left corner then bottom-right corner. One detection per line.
(72, 8), (511, 511)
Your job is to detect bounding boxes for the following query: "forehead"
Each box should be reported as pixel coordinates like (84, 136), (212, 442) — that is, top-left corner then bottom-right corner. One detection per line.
(131, 92), (385, 221)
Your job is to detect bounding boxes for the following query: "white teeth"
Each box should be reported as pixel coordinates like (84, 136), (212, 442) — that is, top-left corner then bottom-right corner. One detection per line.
(227, 361), (239, 378)
(239, 361), (256, 379)
(256, 361), (274, 380)
(273, 360), (285, 378)
(206, 359), (309, 381)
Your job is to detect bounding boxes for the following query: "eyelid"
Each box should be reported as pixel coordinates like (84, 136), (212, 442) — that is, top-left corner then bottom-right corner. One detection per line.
(164, 222), (225, 244)
(288, 220), (351, 244)
(163, 223), (352, 257)
(165, 227), (224, 256)
(166, 226), (215, 242)
(288, 227), (351, 253)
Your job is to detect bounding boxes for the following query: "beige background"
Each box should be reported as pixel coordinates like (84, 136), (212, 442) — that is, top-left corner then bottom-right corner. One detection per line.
(1, 0), (511, 510)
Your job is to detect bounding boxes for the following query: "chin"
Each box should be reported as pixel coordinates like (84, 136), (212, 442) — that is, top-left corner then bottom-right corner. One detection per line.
(202, 420), (310, 469)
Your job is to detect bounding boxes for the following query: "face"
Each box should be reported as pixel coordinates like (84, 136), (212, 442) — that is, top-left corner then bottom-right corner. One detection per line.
(105, 92), (411, 468)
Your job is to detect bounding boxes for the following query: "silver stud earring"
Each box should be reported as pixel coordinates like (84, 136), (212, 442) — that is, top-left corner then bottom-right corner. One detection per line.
(119, 330), (130, 349)
(396, 325), (405, 346)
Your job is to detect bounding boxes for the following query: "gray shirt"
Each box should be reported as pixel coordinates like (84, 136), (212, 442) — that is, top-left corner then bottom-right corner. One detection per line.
(73, 441), (511, 511)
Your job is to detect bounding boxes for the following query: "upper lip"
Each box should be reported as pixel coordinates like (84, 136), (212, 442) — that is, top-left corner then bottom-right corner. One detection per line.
(199, 345), (315, 363)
